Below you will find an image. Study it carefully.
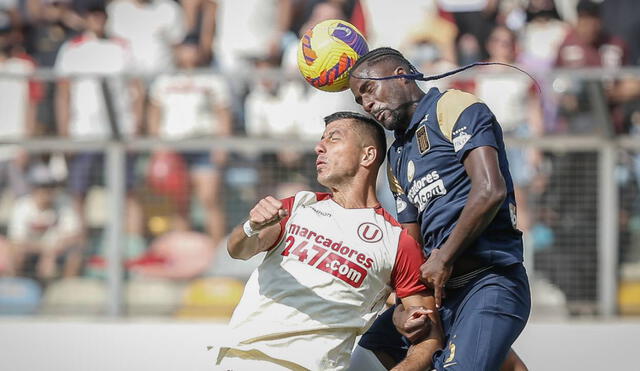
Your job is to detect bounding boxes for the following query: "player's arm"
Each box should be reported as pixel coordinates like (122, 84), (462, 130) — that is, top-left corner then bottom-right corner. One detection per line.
(391, 292), (443, 371)
(424, 145), (506, 305)
(227, 196), (288, 260)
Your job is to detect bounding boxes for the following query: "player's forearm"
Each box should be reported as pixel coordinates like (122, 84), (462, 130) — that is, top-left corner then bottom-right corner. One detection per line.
(438, 180), (505, 265)
(227, 224), (262, 260)
(391, 338), (441, 371)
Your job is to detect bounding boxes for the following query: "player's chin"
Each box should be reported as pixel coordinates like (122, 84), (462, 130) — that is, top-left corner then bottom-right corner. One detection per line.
(376, 114), (397, 131)
(316, 173), (332, 188)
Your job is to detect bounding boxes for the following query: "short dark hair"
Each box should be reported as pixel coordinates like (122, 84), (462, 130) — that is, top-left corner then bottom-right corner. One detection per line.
(350, 47), (417, 76)
(323, 111), (387, 166)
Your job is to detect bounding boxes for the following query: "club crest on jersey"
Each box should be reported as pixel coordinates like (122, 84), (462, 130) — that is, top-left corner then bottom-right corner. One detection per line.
(396, 198), (407, 213)
(407, 160), (415, 182)
(416, 124), (430, 155)
(357, 222), (383, 243)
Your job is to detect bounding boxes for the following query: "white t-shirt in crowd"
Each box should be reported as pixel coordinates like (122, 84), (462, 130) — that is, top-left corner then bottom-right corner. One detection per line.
(0, 56), (34, 140)
(211, 0), (281, 70)
(149, 73), (231, 139)
(475, 72), (533, 131)
(107, 0), (186, 74)
(54, 33), (136, 139)
(216, 191), (426, 370)
(8, 196), (81, 248)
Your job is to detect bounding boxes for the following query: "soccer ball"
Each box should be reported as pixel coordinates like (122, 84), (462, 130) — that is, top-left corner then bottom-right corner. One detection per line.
(297, 19), (369, 92)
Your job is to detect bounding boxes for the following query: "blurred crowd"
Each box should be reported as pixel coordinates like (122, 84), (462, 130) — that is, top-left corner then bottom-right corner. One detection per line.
(0, 0), (639, 316)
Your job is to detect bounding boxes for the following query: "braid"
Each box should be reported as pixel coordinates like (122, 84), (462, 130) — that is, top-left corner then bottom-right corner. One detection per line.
(350, 47), (418, 76)
(349, 47), (541, 94)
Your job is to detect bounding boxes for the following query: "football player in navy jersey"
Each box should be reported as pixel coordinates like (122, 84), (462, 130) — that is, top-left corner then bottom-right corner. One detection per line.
(348, 47), (530, 371)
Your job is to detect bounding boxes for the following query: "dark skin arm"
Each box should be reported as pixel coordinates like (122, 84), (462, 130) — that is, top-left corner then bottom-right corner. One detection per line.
(420, 146), (506, 307)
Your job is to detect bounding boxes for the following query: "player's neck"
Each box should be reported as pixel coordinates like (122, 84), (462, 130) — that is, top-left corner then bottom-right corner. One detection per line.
(330, 178), (379, 209)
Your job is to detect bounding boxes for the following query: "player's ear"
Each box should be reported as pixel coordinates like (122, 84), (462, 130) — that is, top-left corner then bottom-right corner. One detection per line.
(362, 145), (377, 167)
(394, 66), (406, 76)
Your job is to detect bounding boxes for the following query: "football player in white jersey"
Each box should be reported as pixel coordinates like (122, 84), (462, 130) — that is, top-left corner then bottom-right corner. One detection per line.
(216, 112), (442, 370)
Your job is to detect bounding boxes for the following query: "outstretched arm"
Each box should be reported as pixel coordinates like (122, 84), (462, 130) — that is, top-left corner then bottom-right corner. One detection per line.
(227, 196), (288, 260)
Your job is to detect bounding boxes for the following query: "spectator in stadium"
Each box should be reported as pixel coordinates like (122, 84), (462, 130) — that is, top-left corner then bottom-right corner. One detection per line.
(24, 0), (82, 136)
(54, 3), (143, 235)
(556, 0), (628, 69)
(106, 0), (186, 76)
(147, 35), (232, 246)
(438, 0), (499, 64)
(555, 0), (630, 134)
(211, 0), (294, 72)
(218, 112), (442, 370)
(518, 0), (569, 134)
(179, 0), (216, 63)
(0, 24), (38, 199)
(6, 165), (83, 280)
(210, 0), (295, 122)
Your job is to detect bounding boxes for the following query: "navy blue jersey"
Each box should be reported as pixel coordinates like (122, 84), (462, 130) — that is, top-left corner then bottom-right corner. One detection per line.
(387, 88), (523, 267)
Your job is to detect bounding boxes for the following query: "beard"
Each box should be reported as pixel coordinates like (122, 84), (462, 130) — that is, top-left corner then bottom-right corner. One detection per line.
(372, 101), (415, 131)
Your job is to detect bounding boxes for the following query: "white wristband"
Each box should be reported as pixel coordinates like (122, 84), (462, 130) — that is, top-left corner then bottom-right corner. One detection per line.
(243, 220), (259, 237)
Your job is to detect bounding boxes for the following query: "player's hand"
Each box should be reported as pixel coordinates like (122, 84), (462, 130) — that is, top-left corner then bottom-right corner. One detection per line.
(392, 305), (433, 344)
(420, 249), (452, 308)
(248, 196), (289, 232)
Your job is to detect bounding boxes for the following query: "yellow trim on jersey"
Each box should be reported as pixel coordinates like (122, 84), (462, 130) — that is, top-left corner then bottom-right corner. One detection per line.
(387, 163), (404, 195)
(436, 89), (481, 142)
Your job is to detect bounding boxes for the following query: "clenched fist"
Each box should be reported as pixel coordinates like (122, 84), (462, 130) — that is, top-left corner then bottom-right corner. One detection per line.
(248, 196), (289, 231)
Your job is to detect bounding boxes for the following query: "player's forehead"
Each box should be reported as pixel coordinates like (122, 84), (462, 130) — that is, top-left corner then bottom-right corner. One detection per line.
(323, 119), (357, 139)
(349, 61), (395, 90)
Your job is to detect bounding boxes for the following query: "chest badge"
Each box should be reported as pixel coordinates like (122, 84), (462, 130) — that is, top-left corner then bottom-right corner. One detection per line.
(407, 160), (415, 182)
(416, 124), (430, 155)
(358, 222), (383, 243)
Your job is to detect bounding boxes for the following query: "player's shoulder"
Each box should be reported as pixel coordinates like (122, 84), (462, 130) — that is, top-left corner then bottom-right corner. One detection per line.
(435, 89), (483, 141)
(372, 206), (403, 230)
(288, 191), (331, 210)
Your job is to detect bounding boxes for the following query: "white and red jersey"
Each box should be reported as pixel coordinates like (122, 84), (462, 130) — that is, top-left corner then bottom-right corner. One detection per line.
(217, 191), (426, 370)
(54, 34), (135, 139)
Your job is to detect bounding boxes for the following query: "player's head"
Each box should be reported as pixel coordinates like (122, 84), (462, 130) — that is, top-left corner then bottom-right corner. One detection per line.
(349, 47), (424, 132)
(315, 111), (386, 188)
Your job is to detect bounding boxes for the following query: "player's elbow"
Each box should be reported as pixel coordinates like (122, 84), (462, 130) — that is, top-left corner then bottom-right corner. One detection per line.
(489, 182), (507, 207)
(475, 179), (507, 209)
(227, 242), (249, 260)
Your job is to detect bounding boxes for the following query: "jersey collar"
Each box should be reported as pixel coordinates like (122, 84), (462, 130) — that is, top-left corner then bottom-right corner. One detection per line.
(395, 87), (441, 141)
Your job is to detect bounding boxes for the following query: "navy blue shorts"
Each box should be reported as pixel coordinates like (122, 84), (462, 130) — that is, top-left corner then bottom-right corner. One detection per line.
(359, 263), (531, 371)
(181, 151), (216, 172)
(68, 152), (137, 195)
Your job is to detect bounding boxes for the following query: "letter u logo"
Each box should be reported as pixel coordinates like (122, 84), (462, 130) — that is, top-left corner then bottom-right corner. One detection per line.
(357, 223), (383, 243)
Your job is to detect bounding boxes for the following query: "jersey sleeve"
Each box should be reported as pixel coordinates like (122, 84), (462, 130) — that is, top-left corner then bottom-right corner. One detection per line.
(387, 161), (417, 224)
(391, 229), (428, 298)
(436, 89), (499, 163)
(452, 103), (499, 162)
(265, 196), (295, 251)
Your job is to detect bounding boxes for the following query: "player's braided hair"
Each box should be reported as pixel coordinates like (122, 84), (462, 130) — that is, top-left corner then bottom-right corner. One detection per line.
(350, 47), (420, 76)
(350, 47), (540, 93)
(323, 111), (387, 166)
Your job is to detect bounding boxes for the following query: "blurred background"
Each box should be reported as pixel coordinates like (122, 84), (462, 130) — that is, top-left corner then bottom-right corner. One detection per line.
(0, 0), (639, 369)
